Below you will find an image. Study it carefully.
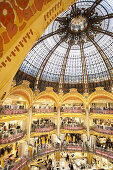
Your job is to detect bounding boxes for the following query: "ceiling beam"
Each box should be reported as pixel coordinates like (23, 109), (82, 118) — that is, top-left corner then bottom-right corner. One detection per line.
(79, 35), (88, 93)
(32, 28), (65, 49)
(55, 17), (69, 23)
(86, 0), (103, 17)
(87, 33), (113, 81)
(71, 4), (75, 16)
(92, 13), (113, 22)
(36, 35), (68, 85)
(59, 37), (74, 93)
(91, 27), (113, 38)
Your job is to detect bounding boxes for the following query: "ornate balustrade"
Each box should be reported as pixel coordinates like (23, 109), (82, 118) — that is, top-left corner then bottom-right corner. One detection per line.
(90, 108), (113, 114)
(31, 125), (56, 133)
(1, 108), (27, 115)
(35, 126), (55, 133)
(62, 107), (82, 113)
(34, 108), (55, 113)
(91, 126), (113, 135)
(62, 125), (84, 131)
(11, 157), (27, 170)
(0, 131), (25, 144)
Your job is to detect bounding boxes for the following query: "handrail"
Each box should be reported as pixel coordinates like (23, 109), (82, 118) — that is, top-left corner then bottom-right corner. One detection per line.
(90, 108), (113, 114)
(0, 108), (28, 115)
(91, 126), (113, 135)
(31, 126), (56, 133)
(33, 108), (56, 113)
(61, 107), (84, 113)
(62, 125), (85, 131)
(0, 131), (26, 144)
(7, 144), (113, 170)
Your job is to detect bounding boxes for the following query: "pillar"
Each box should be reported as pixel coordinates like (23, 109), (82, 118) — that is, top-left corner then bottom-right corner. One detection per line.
(55, 152), (60, 161)
(1, 159), (4, 168)
(86, 105), (90, 140)
(87, 153), (93, 164)
(27, 106), (32, 143)
(57, 106), (61, 138)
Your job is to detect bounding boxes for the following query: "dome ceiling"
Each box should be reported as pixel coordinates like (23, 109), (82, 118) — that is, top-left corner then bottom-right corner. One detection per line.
(20, 0), (113, 91)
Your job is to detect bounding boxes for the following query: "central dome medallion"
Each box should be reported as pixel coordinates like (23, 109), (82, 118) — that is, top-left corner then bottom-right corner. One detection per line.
(70, 16), (88, 32)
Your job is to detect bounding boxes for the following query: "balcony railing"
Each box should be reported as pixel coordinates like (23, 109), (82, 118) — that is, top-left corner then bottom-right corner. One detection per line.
(31, 125), (56, 133)
(91, 126), (113, 135)
(7, 144), (113, 170)
(1, 108), (27, 115)
(62, 125), (85, 131)
(10, 157), (27, 170)
(90, 108), (113, 114)
(61, 107), (83, 113)
(33, 108), (56, 113)
(0, 131), (26, 144)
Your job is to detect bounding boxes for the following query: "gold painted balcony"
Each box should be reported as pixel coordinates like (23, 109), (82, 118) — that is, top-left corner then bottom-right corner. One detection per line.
(32, 113), (57, 118)
(0, 114), (28, 123)
(90, 113), (113, 119)
(90, 126), (113, 137)
(61, 112), (85, 118)
(61, 126), (86, 134)
(0, 131), (26, 146)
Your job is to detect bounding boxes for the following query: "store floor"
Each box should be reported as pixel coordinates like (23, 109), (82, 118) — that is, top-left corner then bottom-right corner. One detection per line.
(53, 158), (70, 170)
(30, 157), (112, 170)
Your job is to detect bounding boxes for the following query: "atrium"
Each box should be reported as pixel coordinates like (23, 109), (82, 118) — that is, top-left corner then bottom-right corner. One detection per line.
(0, 0), (113, 169)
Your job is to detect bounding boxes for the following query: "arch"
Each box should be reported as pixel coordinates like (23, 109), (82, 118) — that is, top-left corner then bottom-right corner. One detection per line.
(8, 83), (33, 107)
(35, 91), (59, 106)
(62, 91), (86, 106)
(87, 87), (113, 104)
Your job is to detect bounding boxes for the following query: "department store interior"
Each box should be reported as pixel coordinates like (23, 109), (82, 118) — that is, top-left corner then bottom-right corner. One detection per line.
(1, 0), (113, 169)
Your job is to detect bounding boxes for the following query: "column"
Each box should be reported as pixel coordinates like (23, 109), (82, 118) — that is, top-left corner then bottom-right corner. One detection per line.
(57, 106), (61, 138)
(86, 105), (90, 140)
(27, 106), (32, 143)
(55, 152), (60, 161)
(1, 159), (4, 168)
(87, 153), (93, 164)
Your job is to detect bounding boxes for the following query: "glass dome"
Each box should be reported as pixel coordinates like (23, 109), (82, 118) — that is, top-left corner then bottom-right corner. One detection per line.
(20, 0), (113, 87)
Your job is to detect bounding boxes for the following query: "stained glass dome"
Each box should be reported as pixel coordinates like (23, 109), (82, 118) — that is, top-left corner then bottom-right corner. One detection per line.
(20, 0), (113, 89)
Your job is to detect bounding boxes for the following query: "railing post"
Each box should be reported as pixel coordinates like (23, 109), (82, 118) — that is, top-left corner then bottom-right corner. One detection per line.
(57, 106), (61, 138)
(86, 104), (90, 140)
(27, 106), (32, 144)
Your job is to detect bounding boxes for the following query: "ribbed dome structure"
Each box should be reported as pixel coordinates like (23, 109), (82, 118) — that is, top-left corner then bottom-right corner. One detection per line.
(20, 0), (113, 92)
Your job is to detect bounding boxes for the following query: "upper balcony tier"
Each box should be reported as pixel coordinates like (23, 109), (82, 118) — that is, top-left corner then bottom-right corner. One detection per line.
(90, 108), (113, 114)
(91, 125), (113, 135)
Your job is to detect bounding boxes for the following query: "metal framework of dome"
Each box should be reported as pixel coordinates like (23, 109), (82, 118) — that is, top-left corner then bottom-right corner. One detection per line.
(20, 0), (113, 92)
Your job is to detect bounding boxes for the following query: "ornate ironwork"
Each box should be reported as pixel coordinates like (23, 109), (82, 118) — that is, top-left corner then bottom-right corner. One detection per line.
(86, 0), (103, 16)
(79, 35), (88, 93)
(91, 27), (113, 38)
(59, 37), (74, 92)
(92, 13), (113, 22)
(87, 33), (113, 81)
(36, 35), (68, 86)
(32, 28), (65, 49)
(20, 0), (113, 93)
